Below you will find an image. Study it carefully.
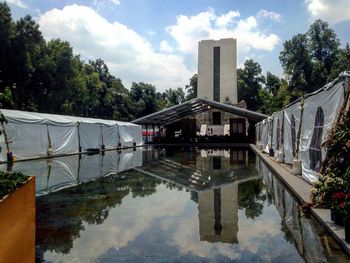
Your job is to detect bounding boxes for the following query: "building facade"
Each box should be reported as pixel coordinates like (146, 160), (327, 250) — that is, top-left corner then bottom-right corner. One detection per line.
(197, 38), (237, 104)
(196, 38), (246, 137)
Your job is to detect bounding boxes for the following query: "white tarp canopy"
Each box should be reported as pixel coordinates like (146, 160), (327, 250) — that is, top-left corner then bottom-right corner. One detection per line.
(255, 71), (348, 184)
(283, 101), (301, 164)
(0, 109), (79, 161)
(300, 82), (345, 183)
(0, 148), (143, 195)
(118, 148), (143, 173)
(261, 117), (272, 154)
(117, 121), (142, 148)
(0, 109), (142, 161)
(272, 111), (284, 162)
(67, 116), (119, 151)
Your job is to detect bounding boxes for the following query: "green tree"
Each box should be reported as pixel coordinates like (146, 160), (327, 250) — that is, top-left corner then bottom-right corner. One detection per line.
(0, 2), (14, 91)
(279, 33), (312, 93)
(265, 71), (280, 96)
(280, 19), (345, 94)
(163, 87), (185, 107)
(130, 82), (160, 118)
(308, 19), (341, 88)
(237, 59), (265, 111)
(185, 74), (197, 100)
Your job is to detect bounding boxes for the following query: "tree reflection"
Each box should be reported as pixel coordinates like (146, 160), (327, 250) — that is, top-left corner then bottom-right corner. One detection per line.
(36, 171), (162, 260)
(238, 179), (266, 219)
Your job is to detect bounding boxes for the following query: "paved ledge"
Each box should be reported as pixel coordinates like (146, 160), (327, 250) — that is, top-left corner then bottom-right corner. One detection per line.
(250, 144), (312, 206)
(250, 144), (350, 256)
(312, 208), (350, 256)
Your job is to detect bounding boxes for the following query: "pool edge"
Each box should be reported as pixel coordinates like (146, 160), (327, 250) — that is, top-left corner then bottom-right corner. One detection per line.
(250, 144), (350, 256)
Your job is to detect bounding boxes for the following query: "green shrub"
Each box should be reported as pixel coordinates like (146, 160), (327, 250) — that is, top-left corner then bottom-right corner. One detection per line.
(0, 171), (29, 199)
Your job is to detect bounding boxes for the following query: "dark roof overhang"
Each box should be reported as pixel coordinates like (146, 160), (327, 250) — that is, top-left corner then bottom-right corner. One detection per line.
(132, 98), (268, 125)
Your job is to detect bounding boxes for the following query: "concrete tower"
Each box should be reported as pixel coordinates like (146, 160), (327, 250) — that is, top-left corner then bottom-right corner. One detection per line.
(197, 38), (237, 104)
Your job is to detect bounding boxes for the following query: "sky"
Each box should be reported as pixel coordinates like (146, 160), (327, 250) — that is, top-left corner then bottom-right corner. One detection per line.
(4, 0), (350, 92)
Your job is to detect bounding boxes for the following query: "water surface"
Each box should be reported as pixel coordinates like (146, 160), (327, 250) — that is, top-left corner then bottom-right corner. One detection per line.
(6, 146), (348, 262)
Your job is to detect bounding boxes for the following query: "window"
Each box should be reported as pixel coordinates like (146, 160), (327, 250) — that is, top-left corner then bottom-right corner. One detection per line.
(309, 107), (324, 172)
(291, 114), (296, 157)
(230, 119), (245, 134)
(213, 111), (221, 125)
(213, 46), (220, 102)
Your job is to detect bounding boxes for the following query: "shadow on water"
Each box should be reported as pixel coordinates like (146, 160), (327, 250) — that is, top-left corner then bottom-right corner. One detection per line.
(4, 146), (348, 262)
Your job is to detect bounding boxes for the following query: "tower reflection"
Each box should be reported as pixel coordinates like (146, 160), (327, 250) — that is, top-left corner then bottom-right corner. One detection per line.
(198, 183), (239, 243)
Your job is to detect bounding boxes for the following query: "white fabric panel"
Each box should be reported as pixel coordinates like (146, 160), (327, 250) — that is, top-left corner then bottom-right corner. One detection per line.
(0, 109), (75, 125)
(48, 124), (79, 155)
(118, 124), (135, 147)
(257, 122), (262, 146)
(39, 155), (79, 194)
(79, 123), (102, 150)
(118, 148), (143, 172)
(283, 101), (302, 164)
(133, 125), (143, 146)
(0, 109), (139, 160)
(47, 156), (79, 193)
(134, 147), (143, 167)
(300, 82), (345, 183)
(101, 151), (119, 176)
(261, 119), (270, 153)
(4, 122), (49, 160)
(300, 216), (326, 263)
(101, 125), (118, 149)
(79, 153), (103, 183)
(272, 111), (284, 161)
(0, 133), (5, 162)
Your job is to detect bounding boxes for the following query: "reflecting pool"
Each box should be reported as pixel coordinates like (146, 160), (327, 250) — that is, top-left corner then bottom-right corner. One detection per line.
(5, 146), (349, 262)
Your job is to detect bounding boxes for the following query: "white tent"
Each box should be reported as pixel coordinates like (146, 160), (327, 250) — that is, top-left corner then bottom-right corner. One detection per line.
(117, 121), (142, 148)
(272, 111), (284, 162)
(0, 109), (142, 162)
(300, 81), (345, 183)
(118, 147), (143, 173)
(0, 110), (79, 161)
(283, 101), (302, 164)
(255, 71), (348, 184)
(261, 117), (272, 154)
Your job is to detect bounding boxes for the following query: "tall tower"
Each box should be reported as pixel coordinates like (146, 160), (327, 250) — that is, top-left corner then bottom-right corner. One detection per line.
(197, 38), (237, 104)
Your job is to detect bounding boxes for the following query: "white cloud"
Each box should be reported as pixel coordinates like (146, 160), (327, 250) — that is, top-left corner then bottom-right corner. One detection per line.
(160, 40), (174, 53)
(166, 9), (280, 60)
(257, 9), (282, 21)
(216, 10), (240, 27)
(93, 0), (120, 6)
(5, 0), (27, 8)
(109, 0), (120, 4)
(306, 0), (350, 23)
(38, 5), (192, 91)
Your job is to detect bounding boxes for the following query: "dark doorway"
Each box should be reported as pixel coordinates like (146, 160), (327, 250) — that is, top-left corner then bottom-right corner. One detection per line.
(213, 112), (221, 125)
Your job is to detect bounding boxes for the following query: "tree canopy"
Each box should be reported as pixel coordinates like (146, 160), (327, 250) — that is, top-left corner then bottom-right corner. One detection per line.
(0, 2), (349, 119)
